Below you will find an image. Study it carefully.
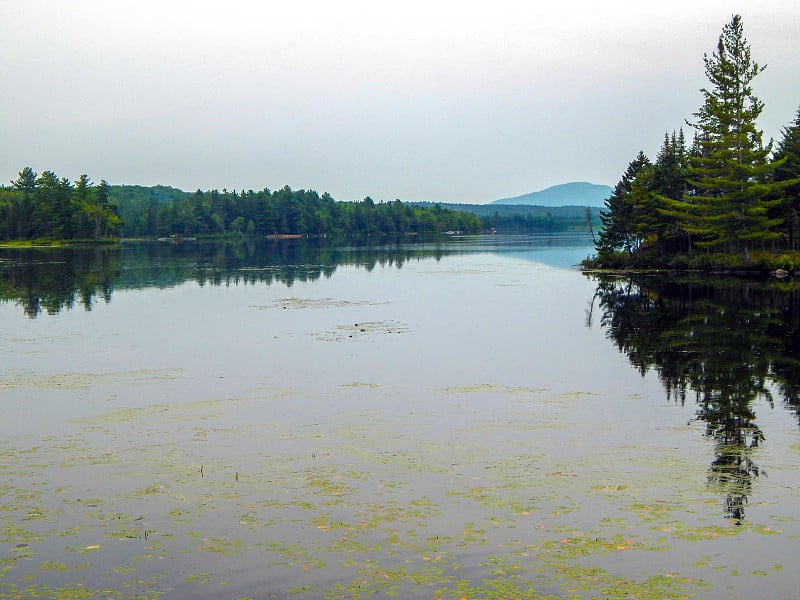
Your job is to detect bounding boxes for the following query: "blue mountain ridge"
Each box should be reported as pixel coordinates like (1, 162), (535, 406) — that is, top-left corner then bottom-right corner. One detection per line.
(492, 182), (612, 207)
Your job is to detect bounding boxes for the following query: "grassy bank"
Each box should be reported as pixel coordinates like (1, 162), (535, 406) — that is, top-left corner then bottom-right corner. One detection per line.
(0, 238), (121, 248)
(581, 249), (800, 276)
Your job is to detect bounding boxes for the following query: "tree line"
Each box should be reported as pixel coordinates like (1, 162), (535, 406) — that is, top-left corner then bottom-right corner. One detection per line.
(0, 173), (488, 241)
(412, 201), (601, 233)
(592, 15), (800, 270)
(109, 185), (484, 238)
(0, 167), (122, 241)
(112, 186), (601, 238)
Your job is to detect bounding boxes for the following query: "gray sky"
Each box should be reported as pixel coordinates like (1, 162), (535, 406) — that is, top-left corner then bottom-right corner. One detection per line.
(2, 1), (799, 203)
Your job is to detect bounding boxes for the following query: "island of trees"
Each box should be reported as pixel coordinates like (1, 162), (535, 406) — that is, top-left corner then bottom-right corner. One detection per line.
(587, 15), (800, 272)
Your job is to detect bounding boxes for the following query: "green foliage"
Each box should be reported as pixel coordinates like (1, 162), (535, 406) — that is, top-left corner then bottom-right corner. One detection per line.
(593, 15), (798, 269)
(595, 134), (692, 261)
(1, 167), (121, 242)
(596, 151), (651, 257)
(772, 106), (800, 250)
(2, 170), (484, 242)
(413, 201), (601, 233)
(672, 15), (784, 259)
(108, 185), (484, 239)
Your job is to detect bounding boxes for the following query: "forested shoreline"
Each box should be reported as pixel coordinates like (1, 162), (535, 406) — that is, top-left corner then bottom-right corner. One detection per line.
(0, 167), (122, 242)
(0, 172), (597, 243)
(0, 175), (486, 242)
(587, 15), (800, 272)
(109, 185), (485, 238)
(108, 185), (594, 238)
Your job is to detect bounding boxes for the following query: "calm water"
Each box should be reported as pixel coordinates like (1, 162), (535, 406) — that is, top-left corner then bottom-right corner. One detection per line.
(1, 234), (799, 599)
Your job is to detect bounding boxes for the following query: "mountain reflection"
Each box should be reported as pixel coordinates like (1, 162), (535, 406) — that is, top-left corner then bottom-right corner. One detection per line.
(588, 274), (800, 521)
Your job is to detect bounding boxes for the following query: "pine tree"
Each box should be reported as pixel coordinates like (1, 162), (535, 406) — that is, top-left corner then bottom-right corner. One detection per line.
(11, 166), (37, 238)
(95, 180), (122, 238)
(653, 130), (690, 201)
(649, 130), (692, 252)
(596, 151), (651, 258)
(772, 107), (800, 250)
(74, 174), (94, 239)
(677, 15), (783, 260)
(32, 170), (63, 237)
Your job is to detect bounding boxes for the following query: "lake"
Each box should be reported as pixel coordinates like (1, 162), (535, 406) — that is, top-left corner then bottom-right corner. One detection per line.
(1, 234), (799, 599)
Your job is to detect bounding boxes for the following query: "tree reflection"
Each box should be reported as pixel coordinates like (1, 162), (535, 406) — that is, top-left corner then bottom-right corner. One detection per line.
(0, 238), (452, 318)
(0, 246), (120, 317)
(588, 274), (800, 521)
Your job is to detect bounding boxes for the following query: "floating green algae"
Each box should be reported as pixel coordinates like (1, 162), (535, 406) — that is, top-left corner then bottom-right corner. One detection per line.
(2, 380), (797, 599)
(0, 368), (183, 391)
(265, 297), (380, 310)
(442, 383), (545, 395)
(315, 320), (410, 342)
(340, 382), (381, 389)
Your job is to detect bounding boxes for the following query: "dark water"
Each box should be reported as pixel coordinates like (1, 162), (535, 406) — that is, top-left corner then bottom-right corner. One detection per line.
(1, 235), (798, 599)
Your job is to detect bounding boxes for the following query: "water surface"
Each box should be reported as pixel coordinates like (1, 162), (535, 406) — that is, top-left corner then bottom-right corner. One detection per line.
(1, 234), (798, 599)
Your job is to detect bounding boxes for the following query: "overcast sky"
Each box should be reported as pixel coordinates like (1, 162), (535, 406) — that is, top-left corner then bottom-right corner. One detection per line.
(1, 1), (799, 203)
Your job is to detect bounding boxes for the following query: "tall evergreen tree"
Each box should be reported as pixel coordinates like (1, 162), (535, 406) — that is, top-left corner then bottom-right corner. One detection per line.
(58, 177), (75, 239)
(95, 180), (122, 238)
(74, 174), (94, 239)
(644, 130), (692, 252)
(653, 130), (690, 201)
(596, 151), (651, 258)
(673, 15), (782, 260)
(11, 166), (37, 238)
(772, 107), (800, 250)
(32, 171), (64, 237)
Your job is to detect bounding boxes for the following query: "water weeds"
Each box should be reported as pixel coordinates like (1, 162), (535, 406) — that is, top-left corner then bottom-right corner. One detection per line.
(0, 384), (794, 599)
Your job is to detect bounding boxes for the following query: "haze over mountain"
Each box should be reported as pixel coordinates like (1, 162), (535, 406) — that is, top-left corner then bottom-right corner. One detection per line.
(492, 182), (612, 207)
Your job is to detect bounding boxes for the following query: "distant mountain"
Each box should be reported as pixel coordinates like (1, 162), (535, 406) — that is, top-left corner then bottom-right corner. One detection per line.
(492, 182), (612, 207)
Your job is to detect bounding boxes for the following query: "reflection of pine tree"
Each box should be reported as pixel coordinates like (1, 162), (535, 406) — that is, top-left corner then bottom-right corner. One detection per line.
(667, 295), (772, 522)
(0, 246), (122, 317)
(698, 383), (766, 523)
(768, 287), (800, 426)
(589, 274), (799, 520)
